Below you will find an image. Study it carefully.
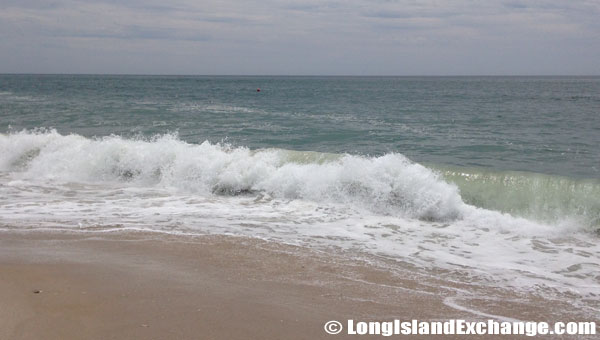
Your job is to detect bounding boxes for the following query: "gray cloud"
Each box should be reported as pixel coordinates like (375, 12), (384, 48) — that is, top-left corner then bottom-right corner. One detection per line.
(0, 0), (598, 75)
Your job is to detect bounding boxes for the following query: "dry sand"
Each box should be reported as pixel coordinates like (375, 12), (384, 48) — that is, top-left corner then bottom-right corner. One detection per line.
(0, 231), (595, 339)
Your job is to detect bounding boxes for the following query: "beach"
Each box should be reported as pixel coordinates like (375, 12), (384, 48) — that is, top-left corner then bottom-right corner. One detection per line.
(1, 230), (595, 339)
(1, 75), (599, 338)
(2, 0), (600, 335)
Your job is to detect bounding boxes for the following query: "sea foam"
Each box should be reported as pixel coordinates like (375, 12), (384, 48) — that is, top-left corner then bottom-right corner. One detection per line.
(2, 130), (600, 308)
(1, 129), (465, 222)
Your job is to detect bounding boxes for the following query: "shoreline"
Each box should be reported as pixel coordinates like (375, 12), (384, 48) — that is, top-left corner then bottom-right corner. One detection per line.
(0, 230), (596, 339)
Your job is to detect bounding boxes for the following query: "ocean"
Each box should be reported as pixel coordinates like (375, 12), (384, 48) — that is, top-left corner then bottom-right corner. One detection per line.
(1, 75), (599, 316)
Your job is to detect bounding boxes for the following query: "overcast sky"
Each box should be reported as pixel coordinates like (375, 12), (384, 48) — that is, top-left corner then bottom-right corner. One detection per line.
(1, 0), (599, 75)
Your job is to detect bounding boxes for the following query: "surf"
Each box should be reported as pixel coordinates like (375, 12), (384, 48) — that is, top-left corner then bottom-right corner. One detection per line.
(436, 166), (600, 231)
(2, 129), (600, 306)
(3, 129), (599, 231)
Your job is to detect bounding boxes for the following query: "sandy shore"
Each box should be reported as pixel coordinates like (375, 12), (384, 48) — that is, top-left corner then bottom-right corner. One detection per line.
(0, 231), (595, 339)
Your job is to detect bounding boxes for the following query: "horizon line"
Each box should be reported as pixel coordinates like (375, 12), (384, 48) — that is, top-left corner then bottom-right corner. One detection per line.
(1, 73), (599, 77)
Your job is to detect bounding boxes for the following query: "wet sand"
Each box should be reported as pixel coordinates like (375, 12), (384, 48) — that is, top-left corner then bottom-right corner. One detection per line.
(0, 231), (595, 339)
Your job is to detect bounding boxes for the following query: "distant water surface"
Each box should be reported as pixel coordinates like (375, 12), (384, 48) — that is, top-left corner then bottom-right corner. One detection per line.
(1, 75), (598, 178)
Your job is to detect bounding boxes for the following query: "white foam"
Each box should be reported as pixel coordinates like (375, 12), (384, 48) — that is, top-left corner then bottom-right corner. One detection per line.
(1, 130), (599, 310)
(0, 130), (466, 221)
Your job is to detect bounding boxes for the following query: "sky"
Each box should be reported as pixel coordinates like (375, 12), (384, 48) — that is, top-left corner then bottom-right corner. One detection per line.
(1, 0), (599, 75)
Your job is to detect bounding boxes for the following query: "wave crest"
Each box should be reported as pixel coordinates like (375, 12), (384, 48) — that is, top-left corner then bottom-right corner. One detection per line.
(0, 130), (465, 221)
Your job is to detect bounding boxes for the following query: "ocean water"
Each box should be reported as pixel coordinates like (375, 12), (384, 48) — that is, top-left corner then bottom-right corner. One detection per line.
(1, 75), (599, 315)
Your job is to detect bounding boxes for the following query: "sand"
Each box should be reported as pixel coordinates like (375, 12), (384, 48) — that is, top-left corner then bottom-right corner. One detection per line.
(0, 231), (595, 339)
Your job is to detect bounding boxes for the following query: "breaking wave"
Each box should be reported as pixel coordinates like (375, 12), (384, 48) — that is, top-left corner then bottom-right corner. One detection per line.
(1, 129), (598, 230)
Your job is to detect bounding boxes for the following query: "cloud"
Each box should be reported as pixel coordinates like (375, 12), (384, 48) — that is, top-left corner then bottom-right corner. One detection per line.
(0, 0), (598, 74)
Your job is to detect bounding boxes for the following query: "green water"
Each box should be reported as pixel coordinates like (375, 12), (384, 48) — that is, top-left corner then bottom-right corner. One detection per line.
(1, 75), (599, 178)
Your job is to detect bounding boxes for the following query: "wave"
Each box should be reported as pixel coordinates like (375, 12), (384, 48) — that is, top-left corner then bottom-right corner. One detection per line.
(437, 166), (600, 230)
(1, 129), (598, 230)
